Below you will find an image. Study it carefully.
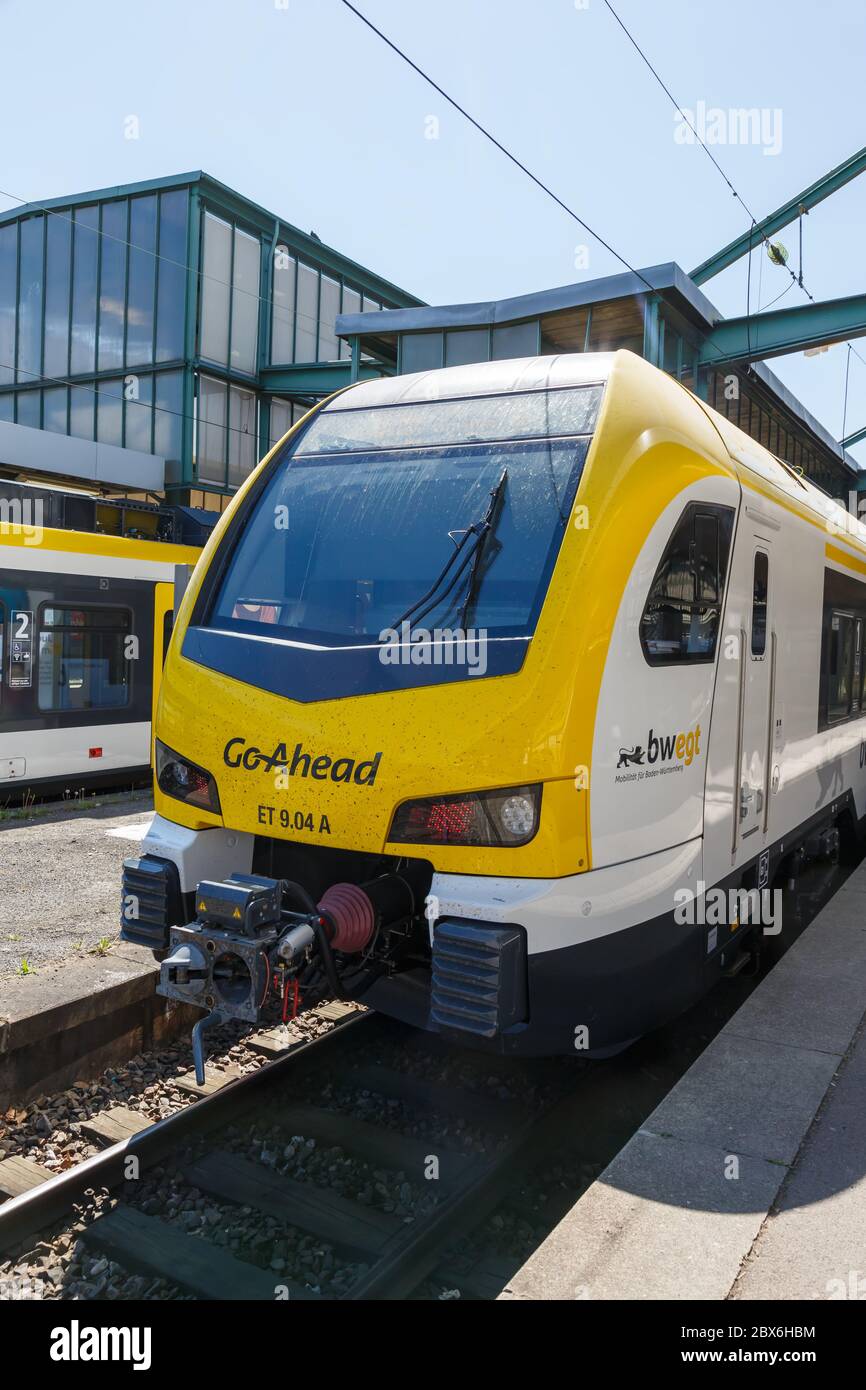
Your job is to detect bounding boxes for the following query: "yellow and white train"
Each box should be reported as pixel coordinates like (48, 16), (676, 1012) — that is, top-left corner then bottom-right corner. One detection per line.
(121, 350), (866, 1064)
(0, 481), (208, 794)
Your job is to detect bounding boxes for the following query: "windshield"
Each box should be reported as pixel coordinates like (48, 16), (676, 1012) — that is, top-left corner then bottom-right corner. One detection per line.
(205, 387), (600, 648)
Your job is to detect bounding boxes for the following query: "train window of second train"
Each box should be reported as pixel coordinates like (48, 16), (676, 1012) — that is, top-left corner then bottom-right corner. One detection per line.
(751, 551), (769, 657)
(37, 606), (132, 712)
(640, 503), (734, 664)
(828, 612), (856, 723)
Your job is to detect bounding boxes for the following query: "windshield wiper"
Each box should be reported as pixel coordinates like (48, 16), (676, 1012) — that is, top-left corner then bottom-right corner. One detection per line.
(391, 468), (508, 631)
(459, 469), (507, 628)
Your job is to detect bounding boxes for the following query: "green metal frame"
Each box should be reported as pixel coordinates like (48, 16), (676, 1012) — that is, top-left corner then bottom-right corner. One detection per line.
(0, 171), (421, 500)
(842, 423), (866, 449)
(691, 144), (866, 285)
(700, 292), (866, 366)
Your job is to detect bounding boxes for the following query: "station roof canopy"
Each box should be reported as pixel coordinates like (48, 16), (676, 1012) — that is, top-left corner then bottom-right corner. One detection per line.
(337, 261), (861, 495)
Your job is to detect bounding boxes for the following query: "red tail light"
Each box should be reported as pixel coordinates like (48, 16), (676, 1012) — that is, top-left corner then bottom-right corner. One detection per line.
(389, 785), (541, 847)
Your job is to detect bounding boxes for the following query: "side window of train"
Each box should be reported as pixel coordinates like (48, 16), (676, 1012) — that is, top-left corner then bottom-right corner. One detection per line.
(822, 611), (863, 726)
(751, 551), (769, 657)
(640, 503), (735, 665)
(818, 563), (866, 729)
(37, 605), (133, 712)
(0, 601), (4, 703)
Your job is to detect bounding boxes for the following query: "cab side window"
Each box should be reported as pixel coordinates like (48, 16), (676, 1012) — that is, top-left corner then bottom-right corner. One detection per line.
(751, 551), (768, 657)
(640, 503), (734, 665)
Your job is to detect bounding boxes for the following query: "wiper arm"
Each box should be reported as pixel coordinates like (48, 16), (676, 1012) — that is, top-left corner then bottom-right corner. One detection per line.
(391, 469), (508, 631)
(459, 469), (507, 629)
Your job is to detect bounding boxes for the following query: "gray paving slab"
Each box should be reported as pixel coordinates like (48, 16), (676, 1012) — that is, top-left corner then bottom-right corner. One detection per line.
(723, 950), (865, 1057)
(503, 858), (866, 1301)
(640, 1032), (839, 1165)
(732, 1022), (866, 1301)
(502, 1130), (785, 1301)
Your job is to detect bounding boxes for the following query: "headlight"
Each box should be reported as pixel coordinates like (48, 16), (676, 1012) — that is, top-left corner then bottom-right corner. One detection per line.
(389, 784), (541, 847)
(155, 739), (221, 814)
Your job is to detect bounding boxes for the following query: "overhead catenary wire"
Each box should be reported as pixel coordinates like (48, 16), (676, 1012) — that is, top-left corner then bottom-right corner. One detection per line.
(338, 0), (660, 299)
(336, 3), (771, 380)
(601, 0), (866, 413)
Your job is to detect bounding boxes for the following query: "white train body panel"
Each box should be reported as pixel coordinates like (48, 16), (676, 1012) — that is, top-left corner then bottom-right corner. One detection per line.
(117, 351), (866, 1055)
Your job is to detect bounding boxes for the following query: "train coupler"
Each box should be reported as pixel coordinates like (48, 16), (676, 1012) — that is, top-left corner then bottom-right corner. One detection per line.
(156, 864), (427, 1080)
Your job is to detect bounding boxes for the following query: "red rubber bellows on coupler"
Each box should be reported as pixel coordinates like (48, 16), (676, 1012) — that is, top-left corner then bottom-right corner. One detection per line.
(317, 883), (375, 953)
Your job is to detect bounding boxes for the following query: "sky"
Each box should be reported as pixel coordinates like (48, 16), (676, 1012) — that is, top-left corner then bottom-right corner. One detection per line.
(1, 0), (864, 461)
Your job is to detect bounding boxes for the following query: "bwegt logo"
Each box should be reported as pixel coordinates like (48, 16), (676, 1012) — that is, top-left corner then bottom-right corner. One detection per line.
(617, 724), (702, 769)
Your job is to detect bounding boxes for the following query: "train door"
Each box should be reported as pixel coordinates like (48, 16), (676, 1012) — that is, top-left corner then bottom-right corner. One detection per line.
(152, 582), (174, 761)
(736, 542), (774, 846)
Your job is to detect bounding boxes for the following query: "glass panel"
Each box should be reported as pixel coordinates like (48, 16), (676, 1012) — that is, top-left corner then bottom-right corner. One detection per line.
(200, 213), (231, 365)
(294, 262), (318, 362)
(445, 330), (489, 368)
(228, 384), (257, 487)
(69, 383), (94, 440)
(124, 372), (153, 453)
(401, 333), (442, 374)
(16, 390), (40, 428)
(0, 394), (13, 422)
(751, 551), (768, 657)
(43, 606), (130, 628)
(292, 402), (309, 424)
(71, 206), (99, 375)
(829, 613), (855, 722)
(153, 370), (184, 481)
(43, 386), (68, 434)
(271, 247), (295, 363)
(694, 513), (720, 602)
(640, 504), (734, 664)
(197, 374), (227, 486)
(362, 295), (380, 315)
(97, 378), (123, 447)
(43, 213), (72, 379)
(298, 385), (604, 456)
(17, 216), (44, 383)
(0, 223), (16, 386)
(269, 396), (293, 446)
(38, 607), (131, 711)
(126, 196), (157, 366)
(98, 200), (127, 372)
(155, 189), (187, 362)
(230, 228), (259, 375)
(339, 286), (361, 360)
(492, 321), (538, 360)
(210, 436), (589, 643)
(317, 274), (340, 361)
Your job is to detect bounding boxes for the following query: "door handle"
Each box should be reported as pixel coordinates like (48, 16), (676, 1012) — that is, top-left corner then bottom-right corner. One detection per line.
(740, 781), (754, 820)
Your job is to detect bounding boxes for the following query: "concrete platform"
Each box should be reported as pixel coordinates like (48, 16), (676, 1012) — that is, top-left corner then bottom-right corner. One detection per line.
(502, 862), (866, 1301)
(0, 791), (154, 975)
(0, 942), (199, 1109)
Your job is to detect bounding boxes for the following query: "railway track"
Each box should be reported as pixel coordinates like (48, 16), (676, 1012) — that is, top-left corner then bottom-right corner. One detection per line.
(0, 1010), (583, 1301)
(4, 847), (853, 1302)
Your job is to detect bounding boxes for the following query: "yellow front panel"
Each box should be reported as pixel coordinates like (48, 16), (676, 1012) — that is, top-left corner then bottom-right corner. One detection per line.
(155, 352), (735, 878)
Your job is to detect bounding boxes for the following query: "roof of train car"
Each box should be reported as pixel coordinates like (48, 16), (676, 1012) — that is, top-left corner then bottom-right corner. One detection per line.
(323, 348), (866, 556)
